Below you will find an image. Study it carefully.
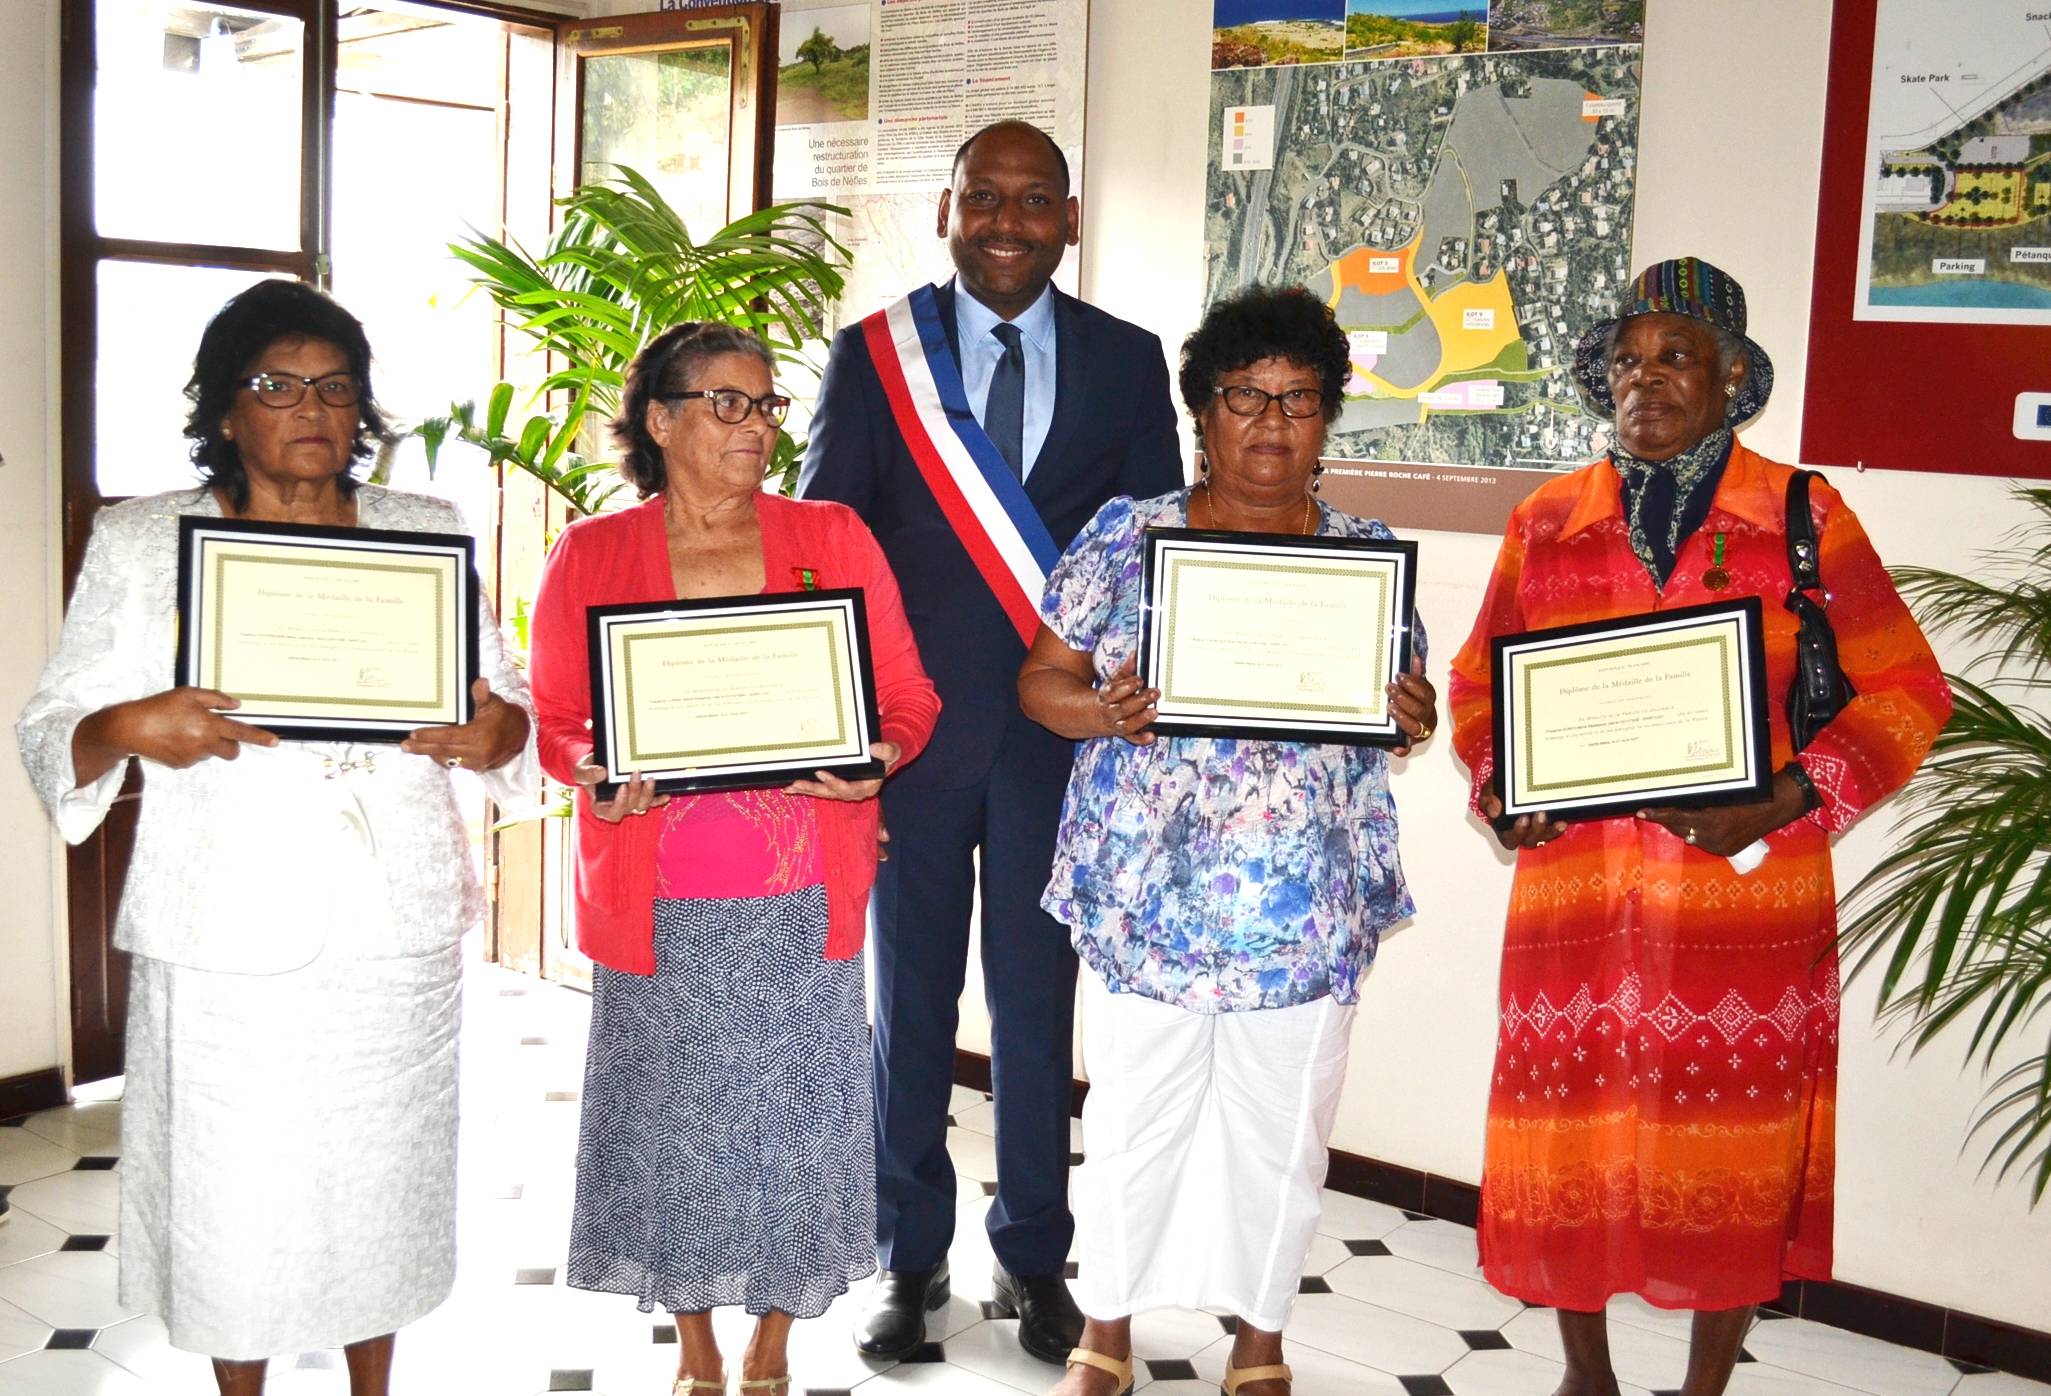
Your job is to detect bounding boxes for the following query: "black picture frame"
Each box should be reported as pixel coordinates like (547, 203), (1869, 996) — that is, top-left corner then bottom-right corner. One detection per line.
(1137, 526), (1420, 746)
(174, 515), (479, 744)
(1489, 596), (1775, 830)
(585, 587), (886, 798)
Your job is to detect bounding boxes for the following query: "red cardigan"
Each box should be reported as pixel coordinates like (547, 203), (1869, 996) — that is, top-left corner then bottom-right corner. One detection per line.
(529, 492), (940, 973)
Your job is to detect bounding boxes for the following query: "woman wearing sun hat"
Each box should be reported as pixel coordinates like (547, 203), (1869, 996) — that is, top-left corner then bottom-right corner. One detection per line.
(1445, 258), (1950, 1396)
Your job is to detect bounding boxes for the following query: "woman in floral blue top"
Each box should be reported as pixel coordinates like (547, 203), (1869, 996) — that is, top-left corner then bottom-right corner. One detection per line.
(1020, 287), (1436, 1396)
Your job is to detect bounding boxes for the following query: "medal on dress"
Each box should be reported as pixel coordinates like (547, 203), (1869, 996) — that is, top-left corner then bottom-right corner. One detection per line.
(1702, 533), (1730, 591)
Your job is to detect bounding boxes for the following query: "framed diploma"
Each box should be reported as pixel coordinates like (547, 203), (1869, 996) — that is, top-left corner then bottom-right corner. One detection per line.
(1137, 528), (1419, 745)
(586, 589), (886, 797)
(1491, 597), (1774, 826)
(175, 516), (478, 742)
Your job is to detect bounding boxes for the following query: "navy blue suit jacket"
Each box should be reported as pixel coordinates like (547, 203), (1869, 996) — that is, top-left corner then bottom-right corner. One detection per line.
(798, 281), (1184, 791)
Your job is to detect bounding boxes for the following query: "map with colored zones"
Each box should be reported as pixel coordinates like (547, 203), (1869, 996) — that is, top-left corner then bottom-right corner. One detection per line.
(1205, 46), (1642, 472)
(1853, 0), (2051, 325)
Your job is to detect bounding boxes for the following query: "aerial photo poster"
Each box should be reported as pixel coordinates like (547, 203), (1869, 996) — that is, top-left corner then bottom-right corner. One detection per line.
(1852, 0), (2051, 325)
(1208, 1), (1644, 532)
(772, 0), (1087, 333)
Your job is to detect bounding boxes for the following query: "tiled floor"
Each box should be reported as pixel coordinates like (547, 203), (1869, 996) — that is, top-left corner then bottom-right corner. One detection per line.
(1, 955), (2045, 1396)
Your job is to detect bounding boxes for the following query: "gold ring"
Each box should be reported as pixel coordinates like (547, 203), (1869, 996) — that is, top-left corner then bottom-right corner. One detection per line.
(1415, 725), (1433, 742)
(445, 757), (462, 769)
(1685, 829), (1698, 845)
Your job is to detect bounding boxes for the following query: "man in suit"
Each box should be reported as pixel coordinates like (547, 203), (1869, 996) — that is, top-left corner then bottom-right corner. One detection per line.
(799, 120), (1183, 1364)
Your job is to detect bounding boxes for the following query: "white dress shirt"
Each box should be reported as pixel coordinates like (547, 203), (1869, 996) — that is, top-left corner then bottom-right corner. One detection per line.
(955, 280), (1058, 479)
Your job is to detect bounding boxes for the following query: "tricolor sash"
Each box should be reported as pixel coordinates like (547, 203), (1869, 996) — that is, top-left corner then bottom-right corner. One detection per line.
(861, 283), (1061, 647)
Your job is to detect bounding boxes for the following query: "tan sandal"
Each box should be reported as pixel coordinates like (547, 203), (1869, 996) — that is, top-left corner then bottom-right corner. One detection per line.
(1222, 1362), (1292, 1396)
(738, 1380), (790, 1396)
(1060, 1347), (1134, 1396)
(674, 1379), (726, 1396)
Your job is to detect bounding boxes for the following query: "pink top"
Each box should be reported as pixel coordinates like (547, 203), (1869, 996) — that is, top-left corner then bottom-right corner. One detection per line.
(653, 790), (824, 900)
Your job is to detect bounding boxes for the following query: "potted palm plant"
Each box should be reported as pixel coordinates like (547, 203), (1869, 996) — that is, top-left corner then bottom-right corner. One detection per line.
(418, 167), (851, 511)
(1840, 486), (2051, 1202)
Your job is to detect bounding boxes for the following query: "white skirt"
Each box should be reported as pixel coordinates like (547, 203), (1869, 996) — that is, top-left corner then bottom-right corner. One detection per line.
(119, 943), (462, 1359)
(1071, 970), (1354, 1333)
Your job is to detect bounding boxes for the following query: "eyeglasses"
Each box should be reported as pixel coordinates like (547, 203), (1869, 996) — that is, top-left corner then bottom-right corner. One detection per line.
(239, 371), (362, 408)
(1214, 384), (1325, 419)
(660, 388), (791, 427)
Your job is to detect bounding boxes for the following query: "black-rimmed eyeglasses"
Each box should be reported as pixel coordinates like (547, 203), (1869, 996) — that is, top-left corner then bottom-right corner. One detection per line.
(239, 372), (362, 408)
(660, 388), (792, 427)
(1214, 385), (1325, 419)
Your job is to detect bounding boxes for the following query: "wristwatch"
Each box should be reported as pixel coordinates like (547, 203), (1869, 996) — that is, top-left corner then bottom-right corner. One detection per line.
(1782, 762), (1823, 815)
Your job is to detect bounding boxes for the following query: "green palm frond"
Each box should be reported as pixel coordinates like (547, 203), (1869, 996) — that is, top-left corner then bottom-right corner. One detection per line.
(1890, 488), (2051, 677)
(434, 167), (851, 509)
(1841, 488), (2051, 1203)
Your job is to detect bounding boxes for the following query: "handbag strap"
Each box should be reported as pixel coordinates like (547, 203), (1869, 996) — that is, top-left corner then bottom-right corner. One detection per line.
(1786, 470), (1823, 593)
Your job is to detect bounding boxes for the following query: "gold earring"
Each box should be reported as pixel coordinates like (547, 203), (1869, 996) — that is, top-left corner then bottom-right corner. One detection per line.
(1725, 383), (1737, 398)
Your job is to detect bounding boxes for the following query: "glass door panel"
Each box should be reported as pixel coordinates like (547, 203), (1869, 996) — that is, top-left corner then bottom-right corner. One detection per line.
(93, 260), (274, 498)
(93, 1), (306, 250)
(579, 41), (735, 239)
(561, 5), (779, 241)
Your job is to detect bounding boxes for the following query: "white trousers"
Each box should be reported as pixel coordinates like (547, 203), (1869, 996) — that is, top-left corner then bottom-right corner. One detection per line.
(1071, 970), (1355, 1333)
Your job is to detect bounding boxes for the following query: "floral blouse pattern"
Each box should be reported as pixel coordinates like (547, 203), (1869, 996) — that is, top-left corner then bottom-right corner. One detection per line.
(1038, 488), (1424, 1014)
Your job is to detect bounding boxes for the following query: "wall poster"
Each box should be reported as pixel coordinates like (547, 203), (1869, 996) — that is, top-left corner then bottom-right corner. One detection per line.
(1206, 2), (1644, 533)
(1804, 0), (2051, 476)
(772, 0), (1088, 334)
(1852, 0), (2051, 325)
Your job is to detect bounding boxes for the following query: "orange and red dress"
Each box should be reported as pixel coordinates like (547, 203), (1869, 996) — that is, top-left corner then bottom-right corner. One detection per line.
(1447, 442), (1950, 1312)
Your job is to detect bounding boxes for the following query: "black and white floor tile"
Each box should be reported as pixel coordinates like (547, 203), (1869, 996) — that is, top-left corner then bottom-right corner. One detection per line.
(0, 957), (2044, 1396)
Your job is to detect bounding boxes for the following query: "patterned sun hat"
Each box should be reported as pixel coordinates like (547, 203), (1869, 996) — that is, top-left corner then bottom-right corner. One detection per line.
(1571, 256), (1775, 427)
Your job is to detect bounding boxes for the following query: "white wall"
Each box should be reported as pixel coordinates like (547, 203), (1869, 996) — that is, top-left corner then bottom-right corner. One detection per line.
(1076, 0), (2051, 1333)
(0, 1), (67, 1087)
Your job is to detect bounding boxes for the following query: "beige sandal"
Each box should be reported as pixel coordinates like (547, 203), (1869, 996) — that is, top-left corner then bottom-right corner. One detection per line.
(1221, 1362), (1292, 1396)
(1060, 1347), (1134, 1396)
(738, 1379), (790, 1396)
(674, 1379), (726, 1396)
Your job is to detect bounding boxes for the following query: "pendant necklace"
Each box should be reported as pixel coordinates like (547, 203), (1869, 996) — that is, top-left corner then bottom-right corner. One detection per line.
(1703, 532), (1730, 591)
(1195, 482), (1316, 536)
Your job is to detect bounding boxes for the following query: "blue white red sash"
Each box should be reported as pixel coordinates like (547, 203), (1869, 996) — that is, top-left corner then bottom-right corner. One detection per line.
(862, 283), (1061, 647)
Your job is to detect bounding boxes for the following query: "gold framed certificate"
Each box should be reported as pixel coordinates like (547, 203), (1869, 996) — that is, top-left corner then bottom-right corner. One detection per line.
(587, 589), (885, 797)
(1491, 597), (1774, 826)
(1137, 527), (1419, 745)
(175, 517), (477, 742)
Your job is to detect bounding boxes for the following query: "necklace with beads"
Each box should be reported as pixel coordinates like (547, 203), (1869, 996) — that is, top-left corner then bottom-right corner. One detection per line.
(1193, 482), (1317, 536)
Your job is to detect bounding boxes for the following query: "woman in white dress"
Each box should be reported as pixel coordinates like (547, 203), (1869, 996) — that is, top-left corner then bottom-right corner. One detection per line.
(15, 279), (536, 1396)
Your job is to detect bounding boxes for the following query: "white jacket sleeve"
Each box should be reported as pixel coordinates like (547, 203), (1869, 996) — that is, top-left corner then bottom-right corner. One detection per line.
(14, 503), (166, 845)
(476, 591), (541, 814)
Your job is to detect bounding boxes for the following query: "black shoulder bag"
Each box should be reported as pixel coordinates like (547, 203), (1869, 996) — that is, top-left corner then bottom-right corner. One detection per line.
(1784, 470), (1855, 752)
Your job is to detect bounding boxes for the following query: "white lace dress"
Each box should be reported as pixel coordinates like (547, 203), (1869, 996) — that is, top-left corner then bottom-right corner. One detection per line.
(15, 486), (539, 1359)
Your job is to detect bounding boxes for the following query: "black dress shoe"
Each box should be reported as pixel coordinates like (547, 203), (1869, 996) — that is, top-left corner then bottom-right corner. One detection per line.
(991, 1263), (1085, 1364)
(853, 1261), (950, 1360)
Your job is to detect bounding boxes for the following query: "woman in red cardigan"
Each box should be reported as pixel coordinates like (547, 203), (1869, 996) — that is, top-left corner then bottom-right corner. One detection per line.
(528, 322), (939, 1396)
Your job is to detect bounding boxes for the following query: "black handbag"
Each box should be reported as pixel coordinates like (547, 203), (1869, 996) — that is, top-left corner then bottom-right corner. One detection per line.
(1783, 470), (1855, 752)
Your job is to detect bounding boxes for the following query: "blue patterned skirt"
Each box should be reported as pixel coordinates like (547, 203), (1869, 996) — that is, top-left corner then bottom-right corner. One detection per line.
(565, 886), (875, 1318)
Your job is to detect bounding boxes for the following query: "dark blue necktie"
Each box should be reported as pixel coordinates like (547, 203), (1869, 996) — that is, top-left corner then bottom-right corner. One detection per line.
(986, 322), (1026, 480)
